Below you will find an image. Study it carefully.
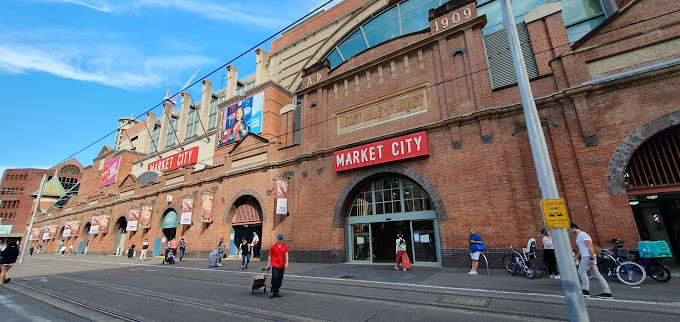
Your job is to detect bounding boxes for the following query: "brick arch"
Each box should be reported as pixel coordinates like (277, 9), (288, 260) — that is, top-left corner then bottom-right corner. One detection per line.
(333, 164), (448, 228)
(608, 111), (680, 194)
(113, 214), (127, 230)
(223, 189), (268, 226)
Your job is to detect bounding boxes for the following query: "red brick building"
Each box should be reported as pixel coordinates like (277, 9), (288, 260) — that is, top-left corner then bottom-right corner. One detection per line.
(29, 0), (680, 266)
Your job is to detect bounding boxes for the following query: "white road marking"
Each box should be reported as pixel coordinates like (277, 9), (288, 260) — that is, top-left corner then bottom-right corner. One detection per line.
(28, 257), (680, 308)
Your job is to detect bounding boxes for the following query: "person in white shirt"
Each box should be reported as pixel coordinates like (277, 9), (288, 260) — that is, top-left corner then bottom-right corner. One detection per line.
(568, 223), (612, 299)
(541, 228), (560, 279)
(252, 232), (260, 258)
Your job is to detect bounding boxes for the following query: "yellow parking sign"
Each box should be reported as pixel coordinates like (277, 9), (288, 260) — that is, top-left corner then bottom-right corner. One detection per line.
(541, 198), (570, 228)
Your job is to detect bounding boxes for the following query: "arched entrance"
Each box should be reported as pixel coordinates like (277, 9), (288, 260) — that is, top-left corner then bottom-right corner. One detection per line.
(112, 216), (128, 255)
(228, 195), (263, 258)
(81, 222), (91, 254)
(346, 176), (441, 265)
(161, 209), (179, 241)
(624, 125), (680, 258)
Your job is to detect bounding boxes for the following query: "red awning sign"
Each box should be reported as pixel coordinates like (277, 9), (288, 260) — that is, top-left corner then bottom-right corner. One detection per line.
(334, 131), (429, 172)
(148, 147), (199, 172)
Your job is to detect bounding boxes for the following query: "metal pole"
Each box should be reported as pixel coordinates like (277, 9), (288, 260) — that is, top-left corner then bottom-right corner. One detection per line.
(18, 175), (47, 264)
(499, 1), (589, 321)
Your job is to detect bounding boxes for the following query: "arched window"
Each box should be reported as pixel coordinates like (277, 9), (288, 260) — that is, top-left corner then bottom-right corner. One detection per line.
(325, 0), (451, 68)
(626, 126), (680, 191)
(350, 177), (433, 217)
(60, 165), (80, 175)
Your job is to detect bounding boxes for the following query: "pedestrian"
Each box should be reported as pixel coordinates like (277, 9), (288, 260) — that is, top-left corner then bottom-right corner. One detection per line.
(394, 233), (410, 271)
(266, 234), (289, 298)
(0, 241), (20, 285)
(468, 228), (485, 275)
(568, 223), (612, 299)
(29, 247), (34, 256)
(128, 243), (136, 259)
(239, 237), (251, 270)
(139, 239), (149, 261)
(208, 248), (219, 268)
(169, 238), (179, 256)
(252, 232), (260, 258)
(178, 238), (186, 262)
(541, 228), (560, 279)
(217, 238), (226, 267)
(60, 245), (67, 257)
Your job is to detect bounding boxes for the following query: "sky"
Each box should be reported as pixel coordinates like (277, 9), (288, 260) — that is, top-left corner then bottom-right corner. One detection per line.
(0, 0), (336, 177)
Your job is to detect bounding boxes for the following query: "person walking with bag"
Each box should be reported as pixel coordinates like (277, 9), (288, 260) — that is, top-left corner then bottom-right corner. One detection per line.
(252, 232), (260, 258)
(468, 228), (485, 275)
(239, 237), (251, 270)
(395, 233), (410, 271)
(266, 234), (289, 298)
(0, 241), (20, 285)
(541, 228), (560, 279)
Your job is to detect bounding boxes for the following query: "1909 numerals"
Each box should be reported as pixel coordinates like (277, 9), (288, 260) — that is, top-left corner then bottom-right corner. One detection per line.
(433, 8), (472, 32)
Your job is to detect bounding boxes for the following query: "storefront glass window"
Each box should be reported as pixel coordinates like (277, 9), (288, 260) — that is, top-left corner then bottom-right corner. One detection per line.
(337, 30), (368, 63)
(363, 7), (400, 46)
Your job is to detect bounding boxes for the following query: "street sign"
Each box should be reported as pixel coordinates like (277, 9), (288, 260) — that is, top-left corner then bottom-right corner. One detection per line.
(541, 198), (570, 228)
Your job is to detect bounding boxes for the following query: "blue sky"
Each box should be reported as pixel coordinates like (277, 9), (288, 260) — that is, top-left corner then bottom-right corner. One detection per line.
(0, 0), (335, 176)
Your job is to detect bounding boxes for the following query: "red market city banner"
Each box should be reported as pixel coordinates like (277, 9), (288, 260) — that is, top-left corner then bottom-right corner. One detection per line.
(100, 156), (121, 187)
(334, 131), (430, 172)
(200, 195), (213, 223)
(140, 206), (153, 228)
(127, 209), (140, 231)
(148, 147), (199, 172)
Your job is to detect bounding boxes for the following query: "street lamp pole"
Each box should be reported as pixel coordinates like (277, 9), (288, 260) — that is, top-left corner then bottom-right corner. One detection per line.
(18, 174), (47, 264)
(499, 1), (589, 321)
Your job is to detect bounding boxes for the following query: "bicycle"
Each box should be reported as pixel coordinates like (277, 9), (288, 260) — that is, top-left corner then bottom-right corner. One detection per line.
(597, 239), (646, 285)
(502, 239), (542, 279)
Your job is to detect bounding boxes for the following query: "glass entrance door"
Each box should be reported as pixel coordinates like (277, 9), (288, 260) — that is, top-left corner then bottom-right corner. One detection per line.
(351, 224), (371, 261)
(411, 220), (439, 263)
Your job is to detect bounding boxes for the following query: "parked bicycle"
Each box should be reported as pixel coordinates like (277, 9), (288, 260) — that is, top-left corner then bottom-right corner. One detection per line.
(597, 239), (646, 285)
(502, 239), (543, 279)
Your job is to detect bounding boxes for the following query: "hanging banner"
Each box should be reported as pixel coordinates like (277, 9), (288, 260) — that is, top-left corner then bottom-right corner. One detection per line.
(62, 221), (72, 238)
(89, 215), (100, 234)
(42, 226), (50, 240)
(200, 195), (213, 223)
(71, 221), (81, 237)
(276, 180), (288, 215)
(99, 156), (122, 187)
(31, 228), (41, 240)
(127, 209), (139, 231)
(217, 92), (264, 146)
(99, 215), (110, 234)
(48, 225), (58, 239)
(140, 206), (153, 228)
(181, 198), (193, 225)
(162, 211), (179, 229)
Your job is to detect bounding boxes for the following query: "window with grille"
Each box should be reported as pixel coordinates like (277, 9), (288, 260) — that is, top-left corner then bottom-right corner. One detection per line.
(350, 177), (433, 217)
(149, 126), (161, 153)
(294, 95), (302, 145)
(185, 108), (200, 140)
(484, 22), (539, 89)
(626, 126), (680, 191)
(165, 118), (178, 148)
(208, 98), (219, 130)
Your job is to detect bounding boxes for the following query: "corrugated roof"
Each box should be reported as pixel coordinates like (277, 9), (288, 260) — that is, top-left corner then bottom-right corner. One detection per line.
(37, 176), (66, 197)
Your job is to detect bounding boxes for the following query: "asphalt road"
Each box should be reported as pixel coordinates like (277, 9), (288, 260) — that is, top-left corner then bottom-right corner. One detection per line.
(1, 255), (679, 321)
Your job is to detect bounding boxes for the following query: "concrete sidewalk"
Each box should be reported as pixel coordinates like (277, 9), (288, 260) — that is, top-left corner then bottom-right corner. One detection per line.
(22, 253), (680, 304)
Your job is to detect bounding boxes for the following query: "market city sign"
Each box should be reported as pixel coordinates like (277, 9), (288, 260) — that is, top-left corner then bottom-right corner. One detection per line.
(334, 131), (429, 172)
(148, 147), (199, 172)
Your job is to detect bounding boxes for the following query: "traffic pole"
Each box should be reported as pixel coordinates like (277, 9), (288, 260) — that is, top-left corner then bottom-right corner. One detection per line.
(18, 174), (46, 264)
(499, 1), (589, 321)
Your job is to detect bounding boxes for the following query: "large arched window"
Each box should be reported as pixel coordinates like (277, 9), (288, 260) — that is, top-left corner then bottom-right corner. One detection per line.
(326, 0), (451, 69)
(350, 177), (433, 217)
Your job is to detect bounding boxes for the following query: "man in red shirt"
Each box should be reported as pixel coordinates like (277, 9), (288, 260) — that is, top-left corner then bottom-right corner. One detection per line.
(266, 234), (289, 298)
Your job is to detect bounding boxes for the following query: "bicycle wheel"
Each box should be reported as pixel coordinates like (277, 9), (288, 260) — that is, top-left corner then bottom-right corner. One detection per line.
(511, 263), (521, 276)
(526, 267), (536, 279)
(531, 262), (544, 278)
(503, 254), (514, 272)
(646, 263), (671, 283)
(616, 261), (646, 285)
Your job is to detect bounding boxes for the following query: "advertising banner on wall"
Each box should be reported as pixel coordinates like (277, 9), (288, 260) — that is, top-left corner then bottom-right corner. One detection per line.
(70, 221), (80, 237)
(31, 228), (41, 240)
(99, 156), (122, 187)
(42, 226), (50, 240)
(140, 206), (153, 228)
(200, 195), (213, 223)
(217, 92), (264, 147)
(89, 216), (100, 234)
(62, 221), (72, 238)
(48, 225), (57, 239)
(181, 198), (193, 225)
(276, 180), (288, 215)
(99, 215), (110, 234)
(127, 209), (139, 231)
